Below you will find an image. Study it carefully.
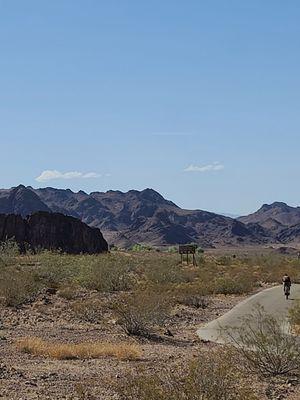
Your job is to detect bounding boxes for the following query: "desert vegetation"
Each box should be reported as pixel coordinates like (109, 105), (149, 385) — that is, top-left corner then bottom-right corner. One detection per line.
(1, 242), (300, 308)
(16, 337), (141, 361)
(228, 306), (300, 377)
(116, 348), (258, 400)
(289, 300), (300, 335)
(1, 242), (300, 398)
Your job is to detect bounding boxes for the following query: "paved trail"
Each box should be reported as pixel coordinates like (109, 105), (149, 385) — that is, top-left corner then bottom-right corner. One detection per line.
(197, 284), (300, 344)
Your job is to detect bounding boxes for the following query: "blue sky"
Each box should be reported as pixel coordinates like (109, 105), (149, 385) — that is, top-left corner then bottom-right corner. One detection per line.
(1, 1), (300, 215)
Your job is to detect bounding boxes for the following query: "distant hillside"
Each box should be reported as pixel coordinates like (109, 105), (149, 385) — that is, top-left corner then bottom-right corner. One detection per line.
(238, 202), (300, 245)
(0, 185), (293, 248)
(238, 202), (300, 227)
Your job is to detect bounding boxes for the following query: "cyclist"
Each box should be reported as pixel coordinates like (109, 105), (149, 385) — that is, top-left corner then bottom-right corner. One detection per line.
(282, 274), (291, 298)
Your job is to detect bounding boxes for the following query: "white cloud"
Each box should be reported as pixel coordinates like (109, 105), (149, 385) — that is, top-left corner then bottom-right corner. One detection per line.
(184, 162), (224, 173)
(35, 170), (103, 182)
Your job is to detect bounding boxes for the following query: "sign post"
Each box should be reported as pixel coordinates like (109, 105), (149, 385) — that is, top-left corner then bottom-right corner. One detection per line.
(178, 244), (197, 266)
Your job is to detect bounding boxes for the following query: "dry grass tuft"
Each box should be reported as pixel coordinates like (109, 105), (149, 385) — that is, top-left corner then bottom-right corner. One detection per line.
(16, 337), (141, 361)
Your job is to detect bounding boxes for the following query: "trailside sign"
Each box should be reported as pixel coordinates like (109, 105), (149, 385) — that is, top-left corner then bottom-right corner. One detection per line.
(178, 244), (197, 266)
(178, 245), (197, 254)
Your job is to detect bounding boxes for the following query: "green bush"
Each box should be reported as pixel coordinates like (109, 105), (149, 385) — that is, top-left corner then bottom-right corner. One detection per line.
(144, 259), (192, 285)
(131, 243), (153, 252)
(196, 247), (204, 254)
(36, 252), (78, 289)
(214, 273), (254, 295)
(79, 255), (134, 292)
(0, 269), (40, 307)
(0, 239), (20, 266)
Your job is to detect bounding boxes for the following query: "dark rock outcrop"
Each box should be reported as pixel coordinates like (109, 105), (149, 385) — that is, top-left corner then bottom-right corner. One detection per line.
(0, 211), (108, 254)
(0, 214), (27, 243)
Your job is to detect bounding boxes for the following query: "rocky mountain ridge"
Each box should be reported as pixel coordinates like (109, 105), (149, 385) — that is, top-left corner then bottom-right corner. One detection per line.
(238, 202), (300, 243)
(1, 185), (300, 247)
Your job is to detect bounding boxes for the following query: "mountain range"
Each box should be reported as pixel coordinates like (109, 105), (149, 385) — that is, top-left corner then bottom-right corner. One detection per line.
(1, 185), (300, 248)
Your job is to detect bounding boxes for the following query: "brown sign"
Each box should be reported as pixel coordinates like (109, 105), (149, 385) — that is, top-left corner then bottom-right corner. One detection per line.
(178, 245), (197, 254)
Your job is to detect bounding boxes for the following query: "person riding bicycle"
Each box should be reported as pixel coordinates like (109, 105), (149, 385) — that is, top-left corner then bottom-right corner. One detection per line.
(282, 274), (291, 293)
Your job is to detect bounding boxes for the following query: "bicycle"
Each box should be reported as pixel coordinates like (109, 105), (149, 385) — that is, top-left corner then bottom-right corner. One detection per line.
(284, 284), (291, 300)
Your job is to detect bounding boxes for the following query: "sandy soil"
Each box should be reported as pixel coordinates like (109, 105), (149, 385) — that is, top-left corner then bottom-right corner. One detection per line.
(0, 289), (299, 399)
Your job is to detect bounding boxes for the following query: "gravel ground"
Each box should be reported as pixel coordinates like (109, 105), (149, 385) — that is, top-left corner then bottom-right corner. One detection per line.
(0, 289), (299, 399)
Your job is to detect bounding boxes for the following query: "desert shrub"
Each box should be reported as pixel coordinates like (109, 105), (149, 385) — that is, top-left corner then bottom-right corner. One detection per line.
(167, 246), (177, 253)
(37, 253), (137, 293)
(196, 247), (204, 254)
(74, 383), (97, 400)
(196, 253), (205, 266)
(175, 283), (210, 308)
(71, 299), (103, 323)
(0, 268), (40, 307)
(289, 300), (300, 332)
(36, 252), (78, 289)
(217, 256), (233, 266)
(214, 273), (254, 295)
(228, 306), (300, 377)
(183, 294), (208, 308)
(0, 239), (20, 266)
(131, 244), (153, 252)
(184, 243), (205, 260)
(244, 254), (289, 284)
(17, 337), (141, 360)
(113, 289), (171, 337)
(79, 255), (134, 293)
(57, 283), (80, 300)
(179, 293), (209, 309)
(144, 259), (192, 285)
(116, 348), (257, 400)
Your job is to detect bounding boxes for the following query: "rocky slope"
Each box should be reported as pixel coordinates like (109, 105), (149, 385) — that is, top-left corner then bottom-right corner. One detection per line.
(238, 202), (300, 244)
(0, 211), (108, 254)
(239, 202), (300, 244)
(238, 202), (300, 228)
(0, 185), (269, 248)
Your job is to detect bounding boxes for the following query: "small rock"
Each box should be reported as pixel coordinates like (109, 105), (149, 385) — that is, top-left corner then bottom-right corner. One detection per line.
(25, 380), (37, 386)
(46, 288), (57, 295)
